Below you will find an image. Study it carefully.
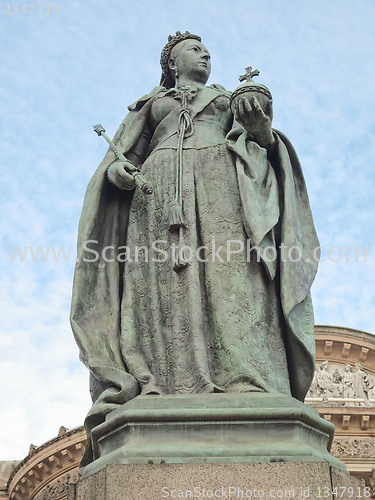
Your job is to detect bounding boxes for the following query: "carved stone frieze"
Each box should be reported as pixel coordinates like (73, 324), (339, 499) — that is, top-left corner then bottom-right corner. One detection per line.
(33, 471), (79, 500)
(306, 361), (375, 406)
(331, 438), (375, 458)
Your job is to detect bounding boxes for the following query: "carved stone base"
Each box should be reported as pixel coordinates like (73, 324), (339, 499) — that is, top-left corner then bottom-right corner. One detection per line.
(80, 393), (346, 478)
(69, 462), (364, 500)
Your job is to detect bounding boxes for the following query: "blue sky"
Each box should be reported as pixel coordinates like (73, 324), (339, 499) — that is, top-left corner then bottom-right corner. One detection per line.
(1, 0), (375, 460)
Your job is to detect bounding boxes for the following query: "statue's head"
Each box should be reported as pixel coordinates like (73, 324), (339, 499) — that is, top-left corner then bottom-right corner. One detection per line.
(160, 31), (211, 88)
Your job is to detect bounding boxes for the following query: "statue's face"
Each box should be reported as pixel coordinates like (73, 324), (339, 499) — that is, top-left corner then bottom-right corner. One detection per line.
(169, 40), (211, 84)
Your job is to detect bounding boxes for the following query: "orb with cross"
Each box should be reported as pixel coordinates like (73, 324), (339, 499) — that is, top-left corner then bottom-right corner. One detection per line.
(230, 66), (273, 122)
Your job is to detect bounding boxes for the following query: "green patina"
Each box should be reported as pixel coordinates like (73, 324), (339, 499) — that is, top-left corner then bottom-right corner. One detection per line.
(71, 32), (319, 467)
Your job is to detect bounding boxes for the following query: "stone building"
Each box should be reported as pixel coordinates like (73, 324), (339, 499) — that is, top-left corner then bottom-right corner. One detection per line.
(305, 326), (375, 487)
(3, 326), (375, 499)
(3, 426), (85, 500)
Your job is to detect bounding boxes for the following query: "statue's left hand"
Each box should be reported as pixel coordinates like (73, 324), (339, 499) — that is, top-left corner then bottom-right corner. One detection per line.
(234, 96), (274, 148)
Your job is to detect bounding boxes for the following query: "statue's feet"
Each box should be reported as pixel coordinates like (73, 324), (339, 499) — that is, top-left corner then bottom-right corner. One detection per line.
(240, 386), (264, 393)
(140, 381), (164, 396)
(231, 383), (265, 393)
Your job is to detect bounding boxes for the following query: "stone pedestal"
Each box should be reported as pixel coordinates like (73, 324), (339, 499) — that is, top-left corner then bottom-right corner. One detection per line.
(80, 393), (346, 478)
(68, 462), (365, 500)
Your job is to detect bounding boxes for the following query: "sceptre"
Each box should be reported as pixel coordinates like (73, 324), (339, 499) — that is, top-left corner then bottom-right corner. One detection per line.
(93, 124), (153, 195)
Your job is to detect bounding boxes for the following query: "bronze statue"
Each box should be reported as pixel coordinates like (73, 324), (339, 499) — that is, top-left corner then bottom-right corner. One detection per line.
(71, 31), (319, 465)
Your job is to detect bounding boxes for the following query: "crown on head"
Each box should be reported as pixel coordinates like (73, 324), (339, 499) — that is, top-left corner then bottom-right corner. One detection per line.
(160, 31), (201, 88)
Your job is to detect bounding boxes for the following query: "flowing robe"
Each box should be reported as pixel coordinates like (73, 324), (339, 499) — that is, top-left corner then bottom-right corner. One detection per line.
(71, 84), (319, 465)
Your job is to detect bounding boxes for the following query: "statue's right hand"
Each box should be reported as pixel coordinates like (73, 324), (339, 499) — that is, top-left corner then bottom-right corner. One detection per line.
(107, 161), (137, 190)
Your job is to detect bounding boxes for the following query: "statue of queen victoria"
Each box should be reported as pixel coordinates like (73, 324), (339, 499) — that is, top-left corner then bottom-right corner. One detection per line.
(71, 31), (320, 466)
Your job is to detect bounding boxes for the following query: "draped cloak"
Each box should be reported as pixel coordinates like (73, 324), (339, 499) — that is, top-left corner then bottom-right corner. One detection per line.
(70, 85), (319, 466)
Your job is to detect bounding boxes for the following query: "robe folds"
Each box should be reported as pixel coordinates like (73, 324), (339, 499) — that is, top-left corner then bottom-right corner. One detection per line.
(70, 85), (319, 466)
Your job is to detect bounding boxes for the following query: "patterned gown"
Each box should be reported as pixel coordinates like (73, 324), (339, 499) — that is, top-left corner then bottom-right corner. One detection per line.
(119, 87), (291, 397)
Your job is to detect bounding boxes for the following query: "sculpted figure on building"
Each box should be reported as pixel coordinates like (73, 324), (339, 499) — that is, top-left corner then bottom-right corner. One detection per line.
(307, 361), (375, 405)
